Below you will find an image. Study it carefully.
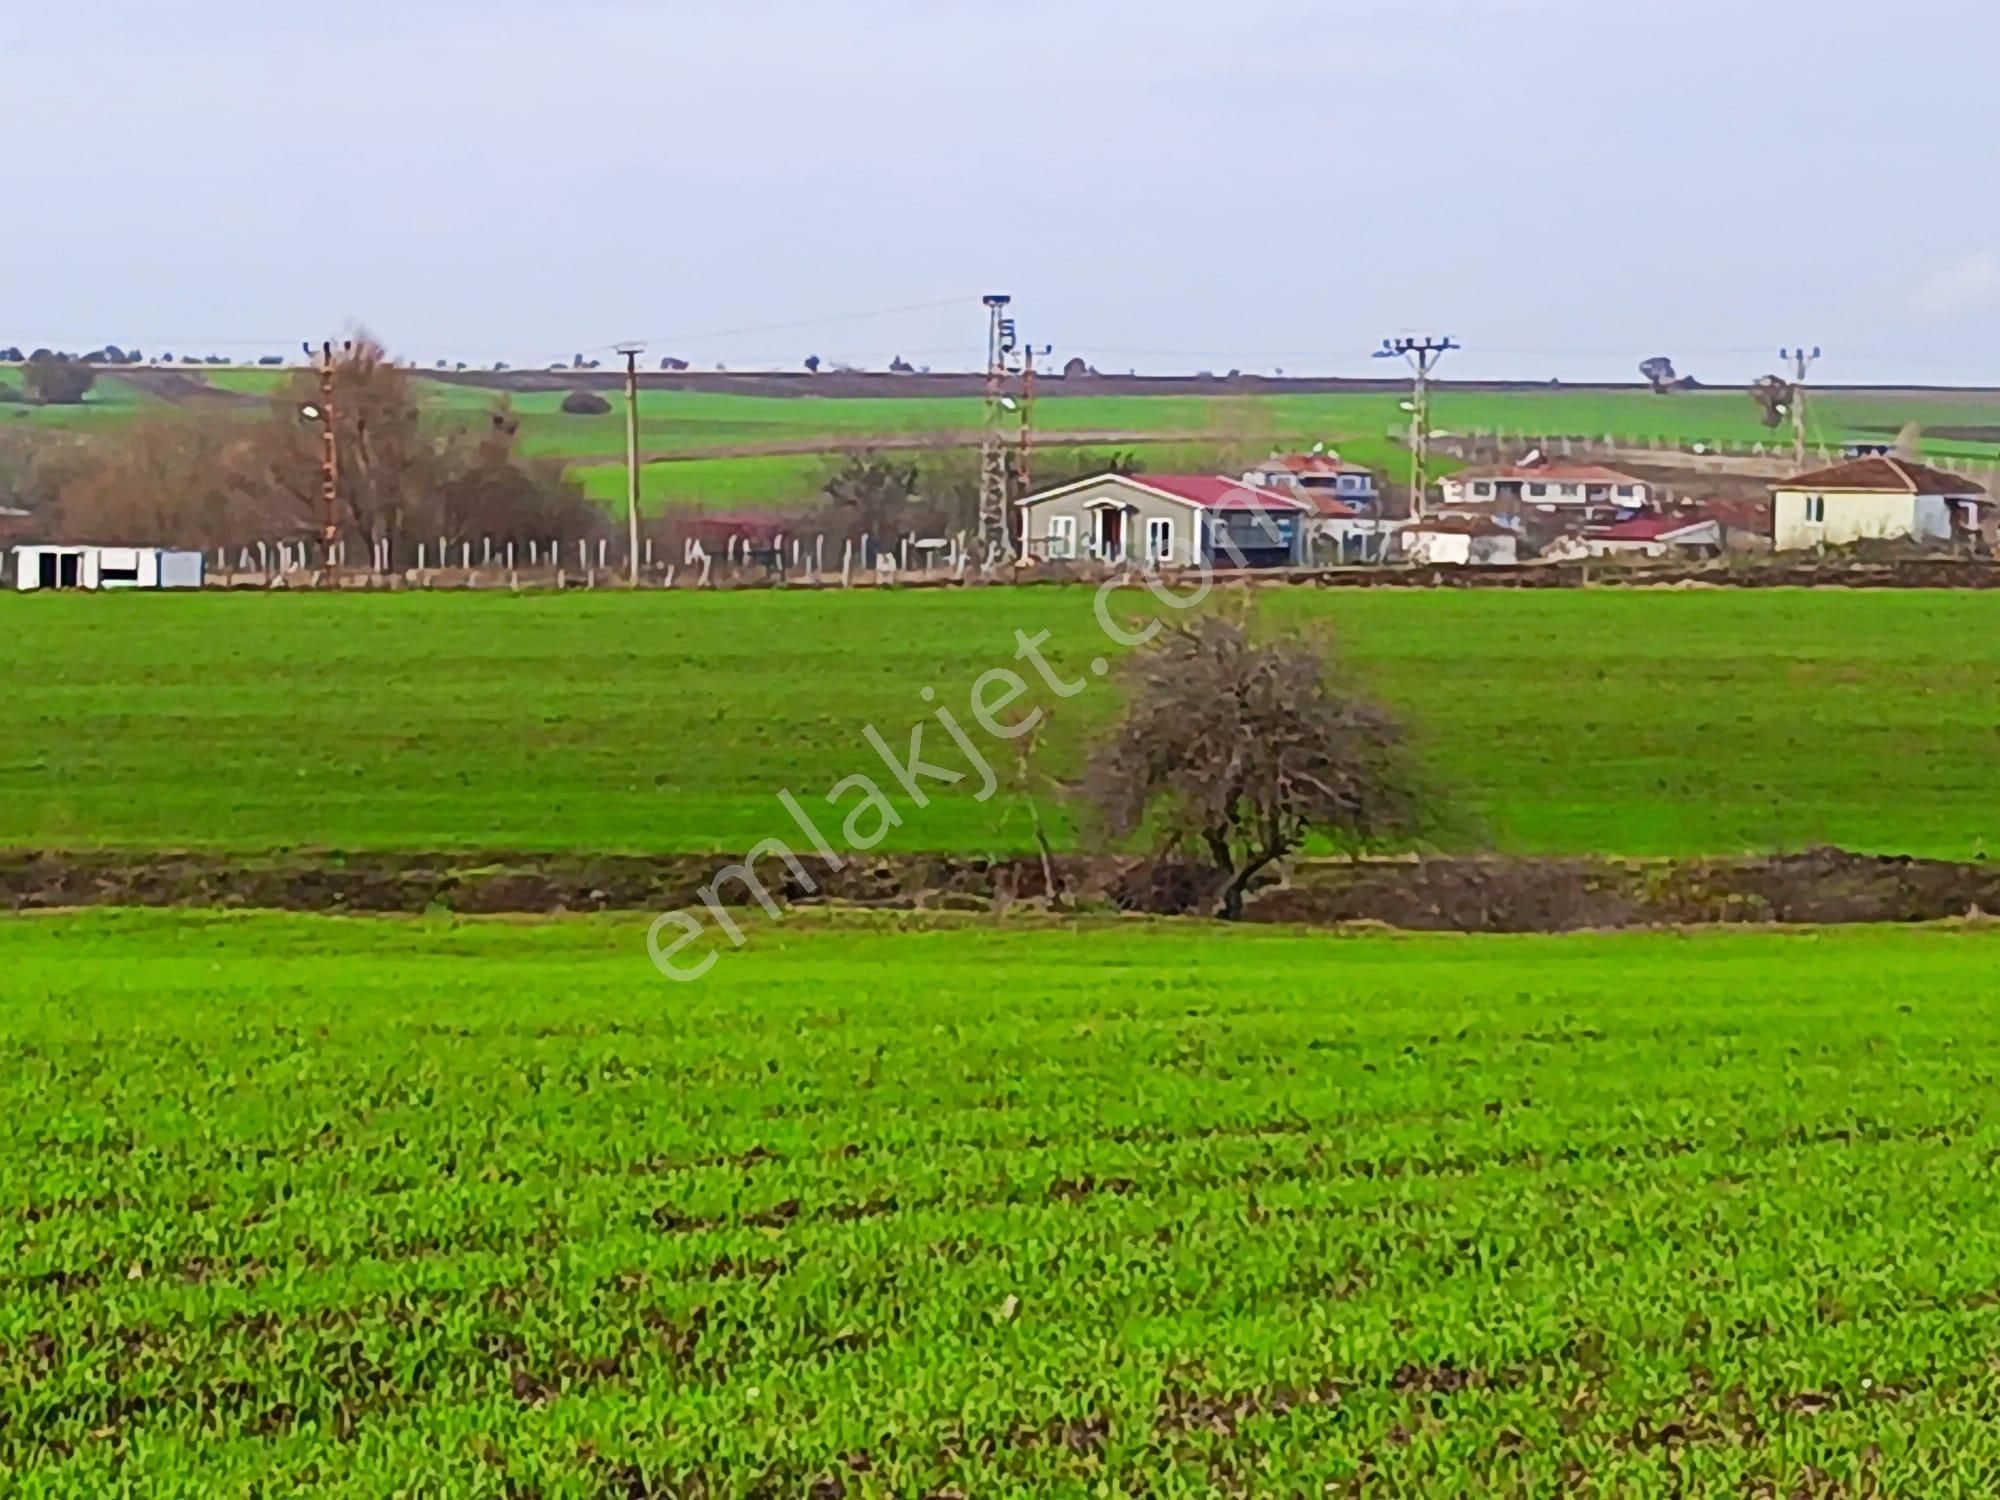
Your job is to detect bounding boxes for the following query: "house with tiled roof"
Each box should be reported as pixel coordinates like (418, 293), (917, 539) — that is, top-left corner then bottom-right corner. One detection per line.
(1770, 456), (1988, 551)
(1242, 449), (1380, 512)
(1016, 473), (1310, 569)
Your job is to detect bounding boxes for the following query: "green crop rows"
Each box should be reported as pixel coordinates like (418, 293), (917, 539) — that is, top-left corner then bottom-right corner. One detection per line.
(8, 588), (1998, 859)
(6, 912), (2000, 1494)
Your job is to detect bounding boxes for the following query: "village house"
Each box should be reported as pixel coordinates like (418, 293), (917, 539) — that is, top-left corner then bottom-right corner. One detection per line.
(1437, 461), (1649, 520)
(1397, 517), (1519, 567)
(1769, 455), (1988, 551)
(1015, 473), (1309, 569)
(1242, 450), (1381, 511)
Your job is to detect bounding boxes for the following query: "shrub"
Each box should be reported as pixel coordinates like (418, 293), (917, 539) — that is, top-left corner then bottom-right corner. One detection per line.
(560, 390), (613, 416)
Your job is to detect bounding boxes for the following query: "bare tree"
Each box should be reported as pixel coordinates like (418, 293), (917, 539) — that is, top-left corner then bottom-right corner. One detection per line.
(1079, 616), (1428, 919)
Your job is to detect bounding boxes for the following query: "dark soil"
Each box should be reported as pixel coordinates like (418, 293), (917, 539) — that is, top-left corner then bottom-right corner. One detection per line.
(5, 848), (1995, 932)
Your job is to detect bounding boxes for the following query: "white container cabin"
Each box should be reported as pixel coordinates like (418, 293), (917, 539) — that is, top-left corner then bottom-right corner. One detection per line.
(12, 545), (205, 591)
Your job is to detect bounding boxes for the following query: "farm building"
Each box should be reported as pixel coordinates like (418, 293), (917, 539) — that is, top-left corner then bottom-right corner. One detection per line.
(1016, 473), (1309, 568)
(1438, 462), (1649, 519)
(1541, 515), (1723, 561)
(12, 544), (205, 592)
(1398, 517), (1519, 566)
(1769, 456), (1988, 551)
(1242, 450), (1380, 511)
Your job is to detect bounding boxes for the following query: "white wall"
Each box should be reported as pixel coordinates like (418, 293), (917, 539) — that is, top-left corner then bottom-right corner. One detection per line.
(1772, 488), (1948, 550)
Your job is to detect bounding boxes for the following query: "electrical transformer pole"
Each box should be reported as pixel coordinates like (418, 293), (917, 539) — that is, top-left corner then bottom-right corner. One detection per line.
(1374, 335), (1459, 522)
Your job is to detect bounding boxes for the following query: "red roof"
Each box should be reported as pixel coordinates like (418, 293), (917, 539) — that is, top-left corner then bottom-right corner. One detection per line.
(1254, 452), (1374, 477)
(1456, 464), (1644, 485)
(1407, 517), (1515, 537)
(1775, 455), (1986, 496)
(1589, 515), (1712, 542)
(1121, 475), (1311, 513)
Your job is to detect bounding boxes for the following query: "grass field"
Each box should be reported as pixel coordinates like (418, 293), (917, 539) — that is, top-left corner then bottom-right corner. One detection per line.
(6, 911), (2000, 1494)
(8, 588), (1996, 858)
(17, 372), (2000, 511)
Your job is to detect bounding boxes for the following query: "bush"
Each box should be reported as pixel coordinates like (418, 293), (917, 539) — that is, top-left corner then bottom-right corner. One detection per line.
(23, 354), (96, 406)
(560, 390), (612, 416)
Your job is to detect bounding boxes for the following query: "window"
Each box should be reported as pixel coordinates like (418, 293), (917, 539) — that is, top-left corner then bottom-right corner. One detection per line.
(1617, 485), (1639, 500)
(1145, 516), (1175, 564)
(1803, 494), (1826, 524)
(1526, 482), (1547, 498)
(1473, 480), (1494, 498)
(1046, 515), (1077, 559)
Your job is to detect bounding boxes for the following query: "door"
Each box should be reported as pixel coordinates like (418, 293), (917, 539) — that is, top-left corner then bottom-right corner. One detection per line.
(58, 553), (81, 588)
(1096, 507), (1124, 562)
(37, 552), (58, 589)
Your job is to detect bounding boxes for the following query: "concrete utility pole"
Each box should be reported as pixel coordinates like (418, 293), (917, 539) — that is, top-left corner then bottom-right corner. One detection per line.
(301, 340), (343, 575)
(1374, 335), (1459, 521)
(977, 294), (1020, 560)
(617, 343), (645, 585)
(1016, 339), (1053, 497)
(1779, 345), (1821, 469)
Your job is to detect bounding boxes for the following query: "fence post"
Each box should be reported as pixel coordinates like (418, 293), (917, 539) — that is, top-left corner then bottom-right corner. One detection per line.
(842, 538), (853, 588)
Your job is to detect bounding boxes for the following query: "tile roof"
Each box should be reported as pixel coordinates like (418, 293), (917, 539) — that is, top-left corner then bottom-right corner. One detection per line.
(1589, 515), (1712, 542)
(1406, 517), (1515, 537)
(1119, 475), (1311, 513)
(1253, 452), (1375, 477)
(1775, 455), (1986, 496)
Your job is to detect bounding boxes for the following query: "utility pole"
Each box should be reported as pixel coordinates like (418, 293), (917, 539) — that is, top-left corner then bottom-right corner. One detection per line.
(977, 294), (1019, 560)
(302, 340), (341, 574)
(616, 342), (645, 585)
(1016, 340), (1052, 496)
(1779, 345), (1821, 468)
(1374, 335), (1459, 520)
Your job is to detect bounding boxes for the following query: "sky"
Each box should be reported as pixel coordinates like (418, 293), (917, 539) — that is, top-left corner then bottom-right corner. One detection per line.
(7, 0), (1999, 383)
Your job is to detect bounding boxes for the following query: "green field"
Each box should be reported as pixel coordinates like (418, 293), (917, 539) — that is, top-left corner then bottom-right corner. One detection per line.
(16, 370), (2000, 512)
(6, 911), (1999, 1494)
(9, 589), (1996, 858)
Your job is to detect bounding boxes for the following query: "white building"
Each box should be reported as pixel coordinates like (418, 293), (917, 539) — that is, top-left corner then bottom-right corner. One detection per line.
(1438, 462), (1649, 517)
(1769, 456), (1988, 551)
(13, 545), (205, 591)
(1399, 518), (1519, 566)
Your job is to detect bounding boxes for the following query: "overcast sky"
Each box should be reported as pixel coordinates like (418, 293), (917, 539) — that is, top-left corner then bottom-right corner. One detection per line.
(8, 0), (1998, 382)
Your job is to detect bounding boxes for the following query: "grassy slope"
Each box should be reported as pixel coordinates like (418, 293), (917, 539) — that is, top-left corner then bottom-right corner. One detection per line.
(7, 910), (2000, 1493)
(7, 589), (1995, 858)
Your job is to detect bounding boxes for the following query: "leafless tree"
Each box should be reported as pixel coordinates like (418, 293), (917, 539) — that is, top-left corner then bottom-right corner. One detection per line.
(1079, 616), (1428, 919)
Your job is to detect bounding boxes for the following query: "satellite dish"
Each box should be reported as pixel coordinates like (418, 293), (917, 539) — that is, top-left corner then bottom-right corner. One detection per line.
(1520, 447), (1544, 466)
(1310, 441), (1325, 454)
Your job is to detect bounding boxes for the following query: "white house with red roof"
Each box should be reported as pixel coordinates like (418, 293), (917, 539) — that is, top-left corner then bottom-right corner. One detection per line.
(1770, 455), (1988, 551)
(1015, 472), (1310, 568)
